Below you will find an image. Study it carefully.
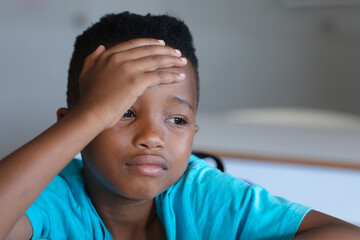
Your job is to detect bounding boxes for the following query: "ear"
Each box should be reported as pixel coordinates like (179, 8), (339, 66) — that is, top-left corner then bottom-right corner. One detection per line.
(56, 107), (70, 122)
(194, 124), (199, 133)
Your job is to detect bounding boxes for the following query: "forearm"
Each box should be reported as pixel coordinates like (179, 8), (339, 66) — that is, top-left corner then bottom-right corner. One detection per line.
(294, 223), (360, 239)
(0, 106), (104, 238)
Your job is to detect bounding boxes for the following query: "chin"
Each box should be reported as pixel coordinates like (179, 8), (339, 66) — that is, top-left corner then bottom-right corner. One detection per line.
(119, 182), (166, 201)
(125, 189), (160, 201)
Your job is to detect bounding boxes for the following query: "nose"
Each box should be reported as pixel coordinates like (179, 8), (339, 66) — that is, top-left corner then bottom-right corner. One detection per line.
(133, 120), (165, 150)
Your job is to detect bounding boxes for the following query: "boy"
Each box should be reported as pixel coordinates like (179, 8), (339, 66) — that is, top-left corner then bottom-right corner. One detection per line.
(1, 12), (360, 239)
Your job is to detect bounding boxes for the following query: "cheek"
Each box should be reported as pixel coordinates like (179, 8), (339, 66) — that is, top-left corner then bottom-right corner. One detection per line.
(84, 128), (126, 153)
(169, 128), (194, 151)
(81, 133), (119, 171)
(168, 131), (195, 171)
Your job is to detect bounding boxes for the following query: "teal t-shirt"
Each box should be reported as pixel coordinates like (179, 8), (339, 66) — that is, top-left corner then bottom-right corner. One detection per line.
(26, 155), (311, 239)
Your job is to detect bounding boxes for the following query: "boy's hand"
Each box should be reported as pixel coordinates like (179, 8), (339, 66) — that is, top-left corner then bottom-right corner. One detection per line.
(77, 38), (187, 130)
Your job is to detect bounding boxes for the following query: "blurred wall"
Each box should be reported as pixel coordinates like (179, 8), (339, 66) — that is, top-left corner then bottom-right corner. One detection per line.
(1, 0), (360, 158)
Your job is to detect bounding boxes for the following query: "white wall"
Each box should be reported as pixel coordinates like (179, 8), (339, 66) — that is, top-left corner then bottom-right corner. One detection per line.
(157, 1), (360, 112)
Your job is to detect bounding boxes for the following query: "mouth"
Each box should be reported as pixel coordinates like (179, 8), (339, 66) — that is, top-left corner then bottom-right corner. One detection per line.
(125, 155), (169, 177)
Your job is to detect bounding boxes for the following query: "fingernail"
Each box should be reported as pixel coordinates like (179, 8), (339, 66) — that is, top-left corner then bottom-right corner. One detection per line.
(97, 45), (105, 51)
(178, 73), (186, 79)
(180, 57), (187, 63)
(158, 40), (165, 45)
(175, 49), (181, 56)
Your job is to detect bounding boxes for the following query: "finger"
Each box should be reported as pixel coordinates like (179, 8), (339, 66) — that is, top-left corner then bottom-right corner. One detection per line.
(80, 45), (106, 77)
(124, 55), (187, 74)
(137, 71), (186, 88)
(109, 45), (181, 63)
(104, 38), (165, 57)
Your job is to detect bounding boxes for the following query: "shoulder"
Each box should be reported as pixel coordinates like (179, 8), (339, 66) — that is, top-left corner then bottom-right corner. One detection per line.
(156, 154), (311, 239)
(25, 159), (109, 239)
(171, 154), (250, 194)
(26, 159), (84, 211)
(29, 159), (85, 208)
(156, 155), (251, 238)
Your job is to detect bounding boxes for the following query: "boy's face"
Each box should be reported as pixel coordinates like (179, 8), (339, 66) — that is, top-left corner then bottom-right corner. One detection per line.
(81, 63), (198, 201)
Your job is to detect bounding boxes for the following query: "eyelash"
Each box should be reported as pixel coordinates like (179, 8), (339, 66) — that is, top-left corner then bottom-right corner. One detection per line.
(167, 117), (188, 125)
(122, 109), (136, 118)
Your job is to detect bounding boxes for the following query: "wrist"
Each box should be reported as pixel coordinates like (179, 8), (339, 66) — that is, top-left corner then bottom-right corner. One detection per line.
(66, 101), (109, 134)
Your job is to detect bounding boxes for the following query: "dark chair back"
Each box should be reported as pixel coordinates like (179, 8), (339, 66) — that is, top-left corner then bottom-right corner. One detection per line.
(192, 151), (225, 172)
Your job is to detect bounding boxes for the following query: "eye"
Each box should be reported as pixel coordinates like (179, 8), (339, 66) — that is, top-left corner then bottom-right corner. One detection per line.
(167, 117), (188, 125)
(123, 109), (136, 118)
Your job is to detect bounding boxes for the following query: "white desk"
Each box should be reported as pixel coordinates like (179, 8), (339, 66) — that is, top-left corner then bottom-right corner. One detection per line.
(193, 108), (360, 169)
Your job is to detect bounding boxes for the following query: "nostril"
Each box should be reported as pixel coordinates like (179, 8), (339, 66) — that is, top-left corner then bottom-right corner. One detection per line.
(155, 145), (163, 150)
(139, 143), (148, 148)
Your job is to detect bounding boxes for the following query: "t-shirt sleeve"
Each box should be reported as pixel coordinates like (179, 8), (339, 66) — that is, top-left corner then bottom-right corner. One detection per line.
(157, 156), (312, 240)
(231, 184), (311, 239)
(25, 175), (82, 240)
(190, 160), (311, 239)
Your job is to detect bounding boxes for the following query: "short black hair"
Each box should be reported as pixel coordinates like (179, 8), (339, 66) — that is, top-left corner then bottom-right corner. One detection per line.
(67, 11), (199, 109)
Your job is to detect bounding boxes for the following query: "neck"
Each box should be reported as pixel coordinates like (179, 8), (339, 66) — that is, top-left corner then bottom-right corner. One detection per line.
(84, 169), (166, 240)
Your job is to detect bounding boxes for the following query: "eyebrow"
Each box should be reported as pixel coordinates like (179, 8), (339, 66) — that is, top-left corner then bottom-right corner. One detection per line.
(171, 96), (194, 112)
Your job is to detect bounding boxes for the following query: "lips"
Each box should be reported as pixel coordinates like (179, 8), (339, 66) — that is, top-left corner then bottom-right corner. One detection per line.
(125, 155), (169, 177)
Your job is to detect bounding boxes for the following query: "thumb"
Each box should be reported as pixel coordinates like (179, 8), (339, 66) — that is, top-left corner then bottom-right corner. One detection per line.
(80, 45), (106, 78)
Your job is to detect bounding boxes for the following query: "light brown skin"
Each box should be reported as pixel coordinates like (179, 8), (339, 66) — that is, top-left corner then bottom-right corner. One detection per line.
(1, 38), (359, 240)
